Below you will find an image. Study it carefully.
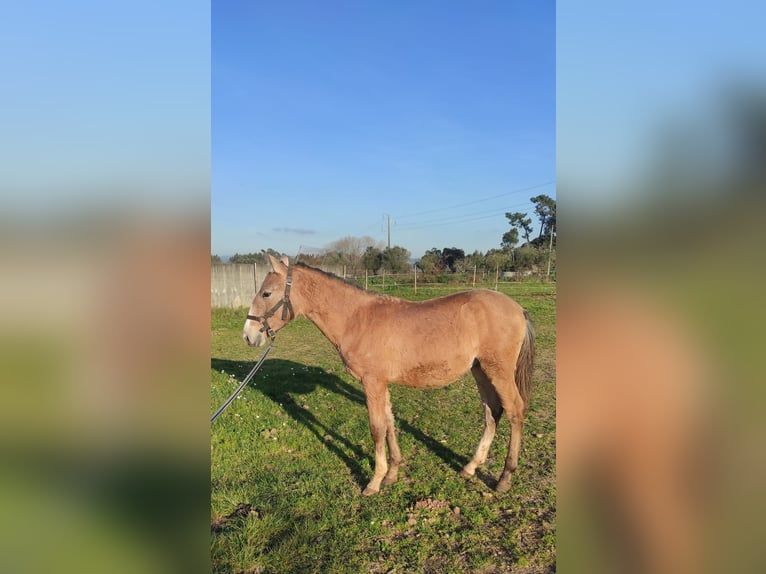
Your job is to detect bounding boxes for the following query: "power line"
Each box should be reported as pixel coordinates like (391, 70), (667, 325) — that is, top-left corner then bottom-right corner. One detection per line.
(393, 180), (555, 220)
(395, 201), (531, 230)
(329, 180), (554, 247)
(395, 210), (518, 231)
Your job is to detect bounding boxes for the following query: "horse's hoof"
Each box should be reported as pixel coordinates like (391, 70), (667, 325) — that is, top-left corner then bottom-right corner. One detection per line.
(460, 469), (474, 479)
(362, 486), (379, 496)
(495, 479), (511, 493)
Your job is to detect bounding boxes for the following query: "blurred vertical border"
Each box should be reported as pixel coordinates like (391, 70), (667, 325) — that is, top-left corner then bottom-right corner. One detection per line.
(558, 1), (765, 573)
(0, 2), (210, 573)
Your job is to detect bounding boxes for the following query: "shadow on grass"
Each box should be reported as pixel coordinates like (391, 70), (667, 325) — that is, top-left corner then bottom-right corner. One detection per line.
(211, 357), (476, 489)
(212, 357), (368, 488)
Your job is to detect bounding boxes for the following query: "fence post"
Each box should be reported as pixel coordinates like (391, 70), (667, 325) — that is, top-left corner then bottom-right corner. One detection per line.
(414, 265), (417, 294)
(253, 262), (258, 293)
(473, 265), (477, 289)
(365, 269), (368, 290)
(495, 265), (499, 291)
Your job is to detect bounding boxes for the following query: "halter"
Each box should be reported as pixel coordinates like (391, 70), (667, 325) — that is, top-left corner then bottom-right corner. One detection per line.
(246, 266), (294, 340)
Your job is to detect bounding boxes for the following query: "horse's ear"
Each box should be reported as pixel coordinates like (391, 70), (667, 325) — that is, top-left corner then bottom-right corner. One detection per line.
(280, 255), (290, 267)
(267, 254), (288, 275)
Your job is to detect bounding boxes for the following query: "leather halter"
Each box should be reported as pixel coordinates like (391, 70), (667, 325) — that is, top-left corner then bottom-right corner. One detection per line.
(246, 266), (294, 340)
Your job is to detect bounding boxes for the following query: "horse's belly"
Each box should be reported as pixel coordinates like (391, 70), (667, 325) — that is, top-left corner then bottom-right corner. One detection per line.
(394, 359), (470, 389)
(340, 334), (474, 387)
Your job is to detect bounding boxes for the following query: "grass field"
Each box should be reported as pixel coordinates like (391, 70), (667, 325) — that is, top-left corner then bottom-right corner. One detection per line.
(211, 282), (556, 574)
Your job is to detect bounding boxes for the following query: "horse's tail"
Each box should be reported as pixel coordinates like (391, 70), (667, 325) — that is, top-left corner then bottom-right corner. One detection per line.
(515, 309), (535, 413)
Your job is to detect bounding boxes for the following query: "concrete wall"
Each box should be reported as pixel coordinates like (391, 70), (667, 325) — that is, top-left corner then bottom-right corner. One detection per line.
(211, 263), (346, 308)
(211, 264), (266, 308)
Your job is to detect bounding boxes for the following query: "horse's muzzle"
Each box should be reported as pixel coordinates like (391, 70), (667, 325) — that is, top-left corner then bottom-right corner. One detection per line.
(242, 331), (266, 348)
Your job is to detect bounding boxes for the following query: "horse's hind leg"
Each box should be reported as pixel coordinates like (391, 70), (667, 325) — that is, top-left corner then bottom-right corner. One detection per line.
(472, 357), (526, 493)
(461, 362), (504, 479)
(495, 399), (525, 493)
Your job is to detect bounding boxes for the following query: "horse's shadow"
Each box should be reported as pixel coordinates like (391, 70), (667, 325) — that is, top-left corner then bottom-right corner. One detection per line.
(211, 357), (476, 490)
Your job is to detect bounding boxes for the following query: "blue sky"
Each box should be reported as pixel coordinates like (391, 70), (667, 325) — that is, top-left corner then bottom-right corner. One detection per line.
(3, 0), (761, 257)
(212, 1), (555, 258)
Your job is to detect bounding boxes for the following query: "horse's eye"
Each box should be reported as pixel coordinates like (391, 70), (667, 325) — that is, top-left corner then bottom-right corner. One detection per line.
(262, 291), (272, 298)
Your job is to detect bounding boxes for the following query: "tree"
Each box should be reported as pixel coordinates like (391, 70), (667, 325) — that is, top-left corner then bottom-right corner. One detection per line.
(484, 248), (512, 273)
(530, 194), (556, 245)
(229, 252), (264, 264)
(441, 247), (465, 272)
(503, 212), (533, 249)
(463, 250), (485, 272)
(501, 228), (519, 250)
(211, 254), (222, 264)
(415, 247), (465, 274)
(324, 236), (384, 271)
(381, 246), (411, 273)
(229, 249), (285, 265)
(515, 244), (547, 272)
(362, 246), (383, 273)
(416, 248), (441, 274)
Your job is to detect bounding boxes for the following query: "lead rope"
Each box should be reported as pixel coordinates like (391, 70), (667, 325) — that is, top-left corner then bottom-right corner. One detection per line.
(211, 339), (274, 423)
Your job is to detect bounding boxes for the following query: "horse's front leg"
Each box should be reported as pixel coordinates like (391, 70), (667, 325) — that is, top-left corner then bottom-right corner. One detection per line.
(382, 388), (401, 486)
(362, 379), (389, 496)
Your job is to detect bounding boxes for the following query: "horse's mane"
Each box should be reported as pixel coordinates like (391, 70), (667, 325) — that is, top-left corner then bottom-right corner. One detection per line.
(294, 262), (398, 300)
(294, 262), (368, 293)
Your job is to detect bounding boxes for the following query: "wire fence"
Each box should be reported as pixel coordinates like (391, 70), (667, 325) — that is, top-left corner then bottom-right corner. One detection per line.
(211, 263), (554, 308)
(342, 268), (554, 293)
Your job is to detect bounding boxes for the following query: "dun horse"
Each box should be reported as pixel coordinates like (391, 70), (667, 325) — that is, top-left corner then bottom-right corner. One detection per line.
(243, 255), (535, 495)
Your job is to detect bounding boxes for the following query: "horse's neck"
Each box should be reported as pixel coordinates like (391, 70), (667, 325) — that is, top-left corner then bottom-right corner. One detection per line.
(293, 267), (371, 348)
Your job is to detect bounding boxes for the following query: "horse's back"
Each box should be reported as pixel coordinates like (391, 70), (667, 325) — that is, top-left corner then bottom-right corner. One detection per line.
(394, 288), (526, 339)
(460, 289), (527, 342)
(351, 289), (527, 387)
(444, 289), (526, 328)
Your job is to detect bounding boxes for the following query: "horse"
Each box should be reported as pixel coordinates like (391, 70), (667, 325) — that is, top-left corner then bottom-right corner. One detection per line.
(242, 255), (535, 495)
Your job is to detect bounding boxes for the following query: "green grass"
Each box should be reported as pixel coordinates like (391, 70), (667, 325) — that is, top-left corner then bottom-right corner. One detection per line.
(211, 283), (556, 573)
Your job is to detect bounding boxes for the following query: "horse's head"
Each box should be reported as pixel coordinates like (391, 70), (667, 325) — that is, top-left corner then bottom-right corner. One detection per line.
(242, 254), (294, 347)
